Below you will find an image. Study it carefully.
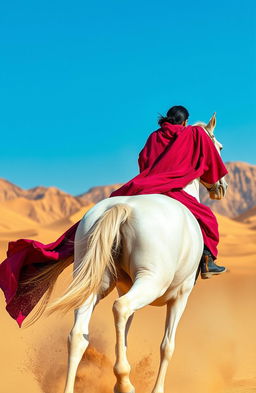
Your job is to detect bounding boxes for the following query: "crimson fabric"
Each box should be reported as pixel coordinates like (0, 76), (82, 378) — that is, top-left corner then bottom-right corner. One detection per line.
(0, 123), (227, 327)
(110, 123), (228, 257)
(0, 222), (79, 326)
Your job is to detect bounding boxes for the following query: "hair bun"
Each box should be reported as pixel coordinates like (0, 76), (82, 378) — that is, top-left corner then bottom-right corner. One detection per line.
(158, 105), (189, 126)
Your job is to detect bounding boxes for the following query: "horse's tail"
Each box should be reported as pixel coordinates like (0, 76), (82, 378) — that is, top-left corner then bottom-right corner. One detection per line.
(47, 203), (132, 314)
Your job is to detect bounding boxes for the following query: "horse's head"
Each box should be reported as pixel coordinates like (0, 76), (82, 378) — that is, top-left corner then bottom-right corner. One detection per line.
(194, 113), (228, 200)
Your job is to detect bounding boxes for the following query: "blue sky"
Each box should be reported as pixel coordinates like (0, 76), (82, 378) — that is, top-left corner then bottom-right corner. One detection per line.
(0, 0), (255, 195)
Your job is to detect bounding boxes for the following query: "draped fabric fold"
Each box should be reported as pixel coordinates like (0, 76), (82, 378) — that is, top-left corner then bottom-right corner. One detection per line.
(0, 123), (227, 326)
(0, 222), (78, 326)
(112, 123), (227, 195)
(110, 123), (228, 259)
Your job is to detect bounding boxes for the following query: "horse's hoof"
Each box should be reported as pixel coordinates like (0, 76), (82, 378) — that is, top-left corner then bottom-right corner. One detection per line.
(114, 389), (135, 393)
(114, 385), (135, 393)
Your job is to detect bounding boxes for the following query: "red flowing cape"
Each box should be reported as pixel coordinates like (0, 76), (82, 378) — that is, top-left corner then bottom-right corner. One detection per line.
(0, 223), (78, 326)
(110, 123), (228, 258)
(111, 123), (227, 195)
(0, 123), (227, 326)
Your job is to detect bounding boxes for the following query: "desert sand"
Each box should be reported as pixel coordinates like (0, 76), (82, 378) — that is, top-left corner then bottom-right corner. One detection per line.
(0, 206), (256, 393)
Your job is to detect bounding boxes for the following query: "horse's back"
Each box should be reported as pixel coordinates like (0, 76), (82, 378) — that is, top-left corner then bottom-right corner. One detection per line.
(80, 193), (200, 236)
(78, 194), (203, 279)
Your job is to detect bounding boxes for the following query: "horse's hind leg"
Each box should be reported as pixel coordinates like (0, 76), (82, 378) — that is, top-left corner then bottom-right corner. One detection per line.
(113, 277), (165, 393)
(151, 277), (195, 393)
(64, 265), (116, 393)
(64, 293), (98, 393)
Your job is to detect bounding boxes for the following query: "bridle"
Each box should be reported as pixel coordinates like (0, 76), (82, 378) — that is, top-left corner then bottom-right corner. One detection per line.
(205, 129), (215, 142)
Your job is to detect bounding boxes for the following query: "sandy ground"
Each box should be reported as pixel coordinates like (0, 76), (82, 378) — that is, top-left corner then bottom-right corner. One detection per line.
(0, 212), (255, 393)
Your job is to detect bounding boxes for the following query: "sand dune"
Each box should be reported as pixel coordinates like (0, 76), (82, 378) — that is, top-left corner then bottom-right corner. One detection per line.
(216, 214), (256, 265)
(200, 162), (256, 218)
(0, 204), (38, 232)
(42, 203), (95, 232)
(236, 206), (256, 230)
(1, 193), (81, 225)
(68, 204), (95, 223)
(0, 178), (120, 226)
(0, 178), (25, 201)
(77, 184), (123, 205)
(0, 211), (255, 393)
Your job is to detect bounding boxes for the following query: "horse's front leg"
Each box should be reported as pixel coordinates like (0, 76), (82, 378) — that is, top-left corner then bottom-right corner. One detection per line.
(64, 293), (98, 393)
(151, 277), (195, 393)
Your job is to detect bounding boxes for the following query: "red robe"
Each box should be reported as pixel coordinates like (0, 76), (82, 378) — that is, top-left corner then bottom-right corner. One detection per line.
(0, 123), (227, 326)
(0, 223), (78, 326)
(110, 123), (228, 258)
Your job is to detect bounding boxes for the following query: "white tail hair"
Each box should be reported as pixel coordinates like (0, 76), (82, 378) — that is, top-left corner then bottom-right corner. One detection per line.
(47, 203), (132, 314)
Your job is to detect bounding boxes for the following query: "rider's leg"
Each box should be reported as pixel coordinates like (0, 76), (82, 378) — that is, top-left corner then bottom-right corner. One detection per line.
(165, 190), (227, 278)
(200, 245), (227, 279)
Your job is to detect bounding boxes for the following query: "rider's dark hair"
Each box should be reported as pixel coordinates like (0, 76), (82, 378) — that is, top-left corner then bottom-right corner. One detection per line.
(158, 105), (189, 126)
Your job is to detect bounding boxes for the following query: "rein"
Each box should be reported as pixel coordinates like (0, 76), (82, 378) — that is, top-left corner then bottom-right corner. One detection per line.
(199, 126), (226, 200)
(205, 181), (225, 200)
(204, 127), (216, 142)
(206, 132), (215, 141)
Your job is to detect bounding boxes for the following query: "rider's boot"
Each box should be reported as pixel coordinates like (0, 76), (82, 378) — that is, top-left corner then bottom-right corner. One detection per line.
(200, 247), (227, 279)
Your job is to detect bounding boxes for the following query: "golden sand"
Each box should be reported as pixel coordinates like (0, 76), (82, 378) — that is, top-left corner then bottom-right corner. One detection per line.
(0, 207), (255, 393)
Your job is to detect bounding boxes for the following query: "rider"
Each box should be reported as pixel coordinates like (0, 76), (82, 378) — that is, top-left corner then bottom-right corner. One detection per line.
(110, 105), (228, 279)
(0, 105), (228, 327)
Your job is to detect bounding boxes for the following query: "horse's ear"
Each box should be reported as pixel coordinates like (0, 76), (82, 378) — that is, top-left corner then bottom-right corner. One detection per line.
(205, 112), (216, 133)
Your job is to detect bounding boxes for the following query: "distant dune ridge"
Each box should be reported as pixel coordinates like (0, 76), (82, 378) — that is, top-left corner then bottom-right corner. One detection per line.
(236, 206), (256, 229)
(0, 161), (255, 228)
(77, 184), (124, 205)
(200, 161), (256, 218)
(0, 180), (123, 226)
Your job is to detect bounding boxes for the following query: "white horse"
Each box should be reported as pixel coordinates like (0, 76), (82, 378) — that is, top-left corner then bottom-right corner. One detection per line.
(44, 114), (227, 393)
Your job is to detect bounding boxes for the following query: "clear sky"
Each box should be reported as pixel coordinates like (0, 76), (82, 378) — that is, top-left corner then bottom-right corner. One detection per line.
(0, 0), (255, 195)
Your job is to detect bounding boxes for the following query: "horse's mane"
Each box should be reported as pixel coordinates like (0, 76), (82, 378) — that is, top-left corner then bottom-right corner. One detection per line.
(192, 121), (213, 134)
(193, 121), (207, 127)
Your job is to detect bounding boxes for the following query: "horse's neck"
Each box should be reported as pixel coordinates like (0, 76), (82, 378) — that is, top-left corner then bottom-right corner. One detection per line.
(183, 178), (200, 202)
